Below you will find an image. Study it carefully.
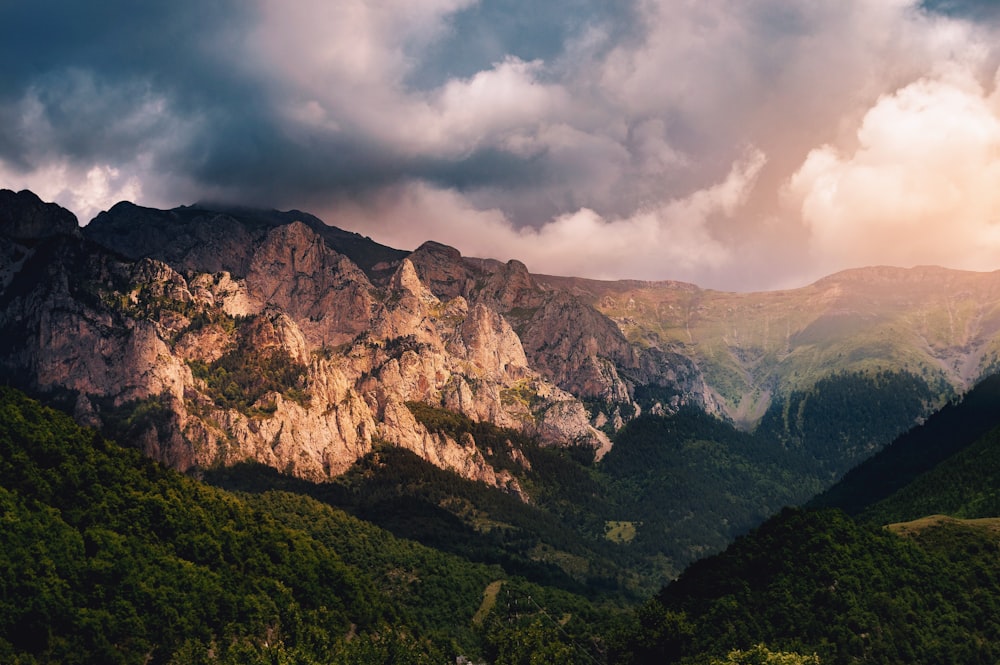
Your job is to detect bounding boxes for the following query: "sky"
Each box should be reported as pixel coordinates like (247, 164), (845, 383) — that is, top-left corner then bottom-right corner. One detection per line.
(3, 0), (1000, 291)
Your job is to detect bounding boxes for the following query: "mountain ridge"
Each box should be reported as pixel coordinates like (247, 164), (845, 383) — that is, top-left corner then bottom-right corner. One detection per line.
(1, 189), (621, 490)
(3, 187), (996, 495)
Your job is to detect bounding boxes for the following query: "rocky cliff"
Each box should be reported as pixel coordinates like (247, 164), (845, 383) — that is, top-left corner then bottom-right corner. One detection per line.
(8, 189), (998, 493)
(0, 191), (619, 495)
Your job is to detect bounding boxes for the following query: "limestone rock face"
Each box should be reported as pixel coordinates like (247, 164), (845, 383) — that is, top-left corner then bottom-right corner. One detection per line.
(246, 221), (375, 346)
(375, 259), (443, 343)
(408, 241), (476, 299)
(516, 292), (637, 403)
(448, 303), (529, 376)
(2, 243), (191, 409)
(535, 400), (613, 460)
(408, 241), (648, 412)
(188, 272), (259, 318)
(1, 197), (624, 496)
(478, 259), (546, 312)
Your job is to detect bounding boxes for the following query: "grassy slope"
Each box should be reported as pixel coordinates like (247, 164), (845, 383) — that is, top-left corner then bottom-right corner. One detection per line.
(539, 266), (1000, 418)
(887, 514), (1000, 536)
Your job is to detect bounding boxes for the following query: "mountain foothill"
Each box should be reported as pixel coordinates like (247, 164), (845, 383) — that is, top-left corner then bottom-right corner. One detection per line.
(5, 187), (1000, 662)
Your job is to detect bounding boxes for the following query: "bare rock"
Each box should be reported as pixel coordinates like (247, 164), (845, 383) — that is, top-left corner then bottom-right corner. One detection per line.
(0, 189), (79, 240)
(246, 221), (375, 346)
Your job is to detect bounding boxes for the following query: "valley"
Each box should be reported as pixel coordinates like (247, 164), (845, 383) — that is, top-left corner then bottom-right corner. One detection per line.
(5, 188), (1000, 662)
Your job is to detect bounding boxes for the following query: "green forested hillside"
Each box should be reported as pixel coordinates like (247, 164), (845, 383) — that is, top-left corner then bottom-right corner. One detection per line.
(613, 373), (1000, 664)
(810, 373), (1000, 515)
(206, 446), (632, 598)
(861, 424), (1000, 525)
(614, 508), (1000, 664)
(600, 408), (823, 573)
(754, 370), (941, 475)
(209, 404), (840, 597)
(0, 387), (608, 664)
(206, 368), (938, 601)
(0, 369), (977, 664)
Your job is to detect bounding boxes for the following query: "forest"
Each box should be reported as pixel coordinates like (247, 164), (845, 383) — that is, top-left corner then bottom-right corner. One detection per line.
(4, 366), (1000, 663)
(0, 387), (609, 664)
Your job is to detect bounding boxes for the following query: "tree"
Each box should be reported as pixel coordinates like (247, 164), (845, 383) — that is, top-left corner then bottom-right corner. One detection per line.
(713, 644), (821, 665)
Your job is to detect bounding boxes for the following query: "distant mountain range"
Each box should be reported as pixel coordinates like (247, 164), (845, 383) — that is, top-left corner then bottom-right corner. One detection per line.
(6, 188), (1000, 479)
(2, 187), (997, 541)
(543, 264), (1000, 424)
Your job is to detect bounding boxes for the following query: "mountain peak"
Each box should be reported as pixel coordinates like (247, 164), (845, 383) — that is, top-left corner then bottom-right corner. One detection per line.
(413, 240), (462, 260)
(0, 189), (79, 240)
(813, 264), (999, 287)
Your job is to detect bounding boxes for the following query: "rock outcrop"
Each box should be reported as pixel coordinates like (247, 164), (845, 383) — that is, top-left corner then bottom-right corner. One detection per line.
(0, 189), (79, 241)
(246, 221), (375, 347)
(0, 196), (619, 497)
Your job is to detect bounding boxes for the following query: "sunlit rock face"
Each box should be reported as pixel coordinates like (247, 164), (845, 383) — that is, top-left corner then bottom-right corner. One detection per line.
(0, 192), (621, 495)
(5, 190), (993, 492)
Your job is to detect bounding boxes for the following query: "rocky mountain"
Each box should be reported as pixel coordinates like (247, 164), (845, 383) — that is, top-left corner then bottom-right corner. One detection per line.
(0, 190), (619, 492)
(6, 188), (1000, 495)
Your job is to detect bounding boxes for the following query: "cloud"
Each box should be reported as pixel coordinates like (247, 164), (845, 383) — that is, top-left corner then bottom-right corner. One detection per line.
(327, 148), (766, 283)
(3, 0), (1000, 287)
(787, 72), (1000, 273)
(0, 160), (142, 224)
(0, 66), (211, 221)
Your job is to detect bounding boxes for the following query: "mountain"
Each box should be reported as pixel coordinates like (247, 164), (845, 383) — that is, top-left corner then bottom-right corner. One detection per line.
(10, 188), (1000, 661)
(0, 385), (609, 664)
(5, 190), (990, 477)
(542, 265), (1000, 424)
(83, 200), (714, 414)
(614, 370), (1000, 663)
(4, 188), (998, 585)
(1, 190), (619, 491)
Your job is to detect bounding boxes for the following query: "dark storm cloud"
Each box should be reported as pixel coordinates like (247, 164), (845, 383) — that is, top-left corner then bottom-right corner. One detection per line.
(0, 1), (249, 91)
(0, 0), (258, 175)
(922, 0), (1000, 20)
(0, 0), (624, 215)
(407, 0), (639, 86)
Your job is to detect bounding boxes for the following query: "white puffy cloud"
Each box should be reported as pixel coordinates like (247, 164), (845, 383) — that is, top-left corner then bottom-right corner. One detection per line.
(286, 0), (1000, 288)
(255, 0), (483, 145)
(787, 72), (1000, 273)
